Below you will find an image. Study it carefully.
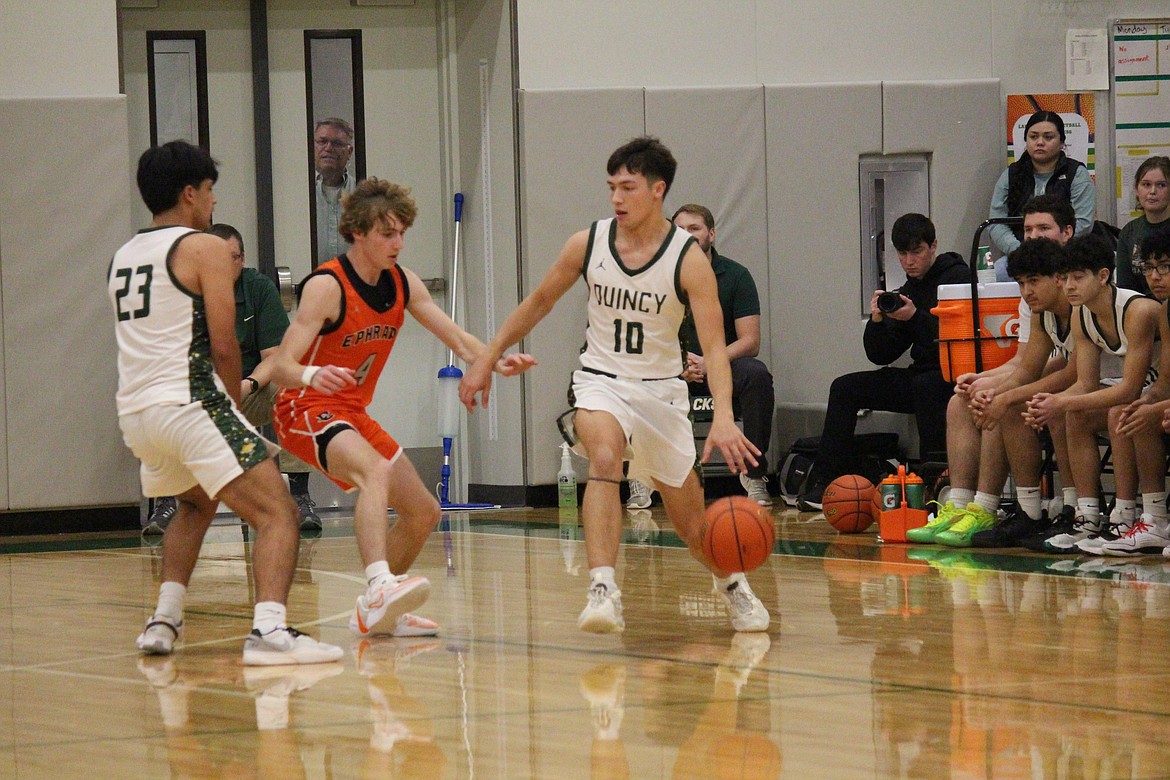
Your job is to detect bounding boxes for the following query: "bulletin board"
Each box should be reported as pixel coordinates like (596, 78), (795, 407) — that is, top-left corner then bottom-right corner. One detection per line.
(1111, 19), (1170, 222)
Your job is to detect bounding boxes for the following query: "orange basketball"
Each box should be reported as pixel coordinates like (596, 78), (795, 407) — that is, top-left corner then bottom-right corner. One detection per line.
(702, 496), (775, 573)
(822, 474), (875, 533)
(871, 484), (884, 522)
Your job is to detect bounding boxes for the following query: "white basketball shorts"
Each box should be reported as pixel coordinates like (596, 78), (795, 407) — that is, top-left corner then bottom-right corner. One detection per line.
(570, 369), (696, 488)
(119, 397), (277, 500)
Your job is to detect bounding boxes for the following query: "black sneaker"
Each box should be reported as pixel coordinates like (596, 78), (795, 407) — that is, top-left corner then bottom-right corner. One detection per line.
(296, 494), (322, 531)
(142, 496), (177, 536)
(1020, 505), (1074, 552)
(970, 506), (1044, 548)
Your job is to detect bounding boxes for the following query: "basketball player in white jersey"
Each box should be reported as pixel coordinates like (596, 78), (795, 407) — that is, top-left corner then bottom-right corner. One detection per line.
(110, 141), (342, 665)
(1025, 234), (1164, 553)
(459, 136), (770, 634)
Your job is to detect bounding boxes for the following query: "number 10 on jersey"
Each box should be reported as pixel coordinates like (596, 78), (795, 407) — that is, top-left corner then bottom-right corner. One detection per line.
(612, 318), (644, 354)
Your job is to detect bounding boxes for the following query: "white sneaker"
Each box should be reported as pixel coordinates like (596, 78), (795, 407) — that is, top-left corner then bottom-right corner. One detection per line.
(1076, 506), (1134, 555)
(349, 574), (432, 637)
(1044, 514), (1104, 553)
(136, 614), (183, 655)
(1100, 514), (1170, 557)
(716, 578), (770, 632)
(577, 584), (625, 633)
(626, 479), (653, 510)
(740, 473), (772, 506)
(243, 626), (345, 666)
(391, 613), (440, 637)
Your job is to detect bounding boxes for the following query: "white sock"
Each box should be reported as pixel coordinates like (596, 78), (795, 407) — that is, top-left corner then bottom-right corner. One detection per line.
(1076, 497), (1101, 521)
(714, 572), (747, 592)
(1063, 487), (1078, 507)
(590, 566), (617, 592)
(156, 581), (187, 623)
(366, 560), (393, 589)
(253, 601), (287, 635)
(973, 491), (1000, 514)
(1114, 498), (1136, 521)
(948, 488), (975, 508)
(1016, 486), (1043, 521)
(1143, 492), (1168, 525)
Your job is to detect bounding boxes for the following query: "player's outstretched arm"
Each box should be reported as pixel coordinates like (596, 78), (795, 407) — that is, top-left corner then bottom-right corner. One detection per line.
(459, 230), (588, 411)
(401, 266), (536, 376)
(680, 243), (759, 472)
(269, 273), (356, 394)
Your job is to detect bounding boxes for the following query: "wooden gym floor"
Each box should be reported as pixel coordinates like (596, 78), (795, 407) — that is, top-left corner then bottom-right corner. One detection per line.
(1, 502), (1169, 779)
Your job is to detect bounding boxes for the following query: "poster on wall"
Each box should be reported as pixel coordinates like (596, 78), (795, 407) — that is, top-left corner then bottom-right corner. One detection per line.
(1005, 93), (1096, 179)
(1111, 20), (1170, 223)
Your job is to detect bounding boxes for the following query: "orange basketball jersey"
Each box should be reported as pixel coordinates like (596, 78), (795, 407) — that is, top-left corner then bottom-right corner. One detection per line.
(277, 256), (409, 413)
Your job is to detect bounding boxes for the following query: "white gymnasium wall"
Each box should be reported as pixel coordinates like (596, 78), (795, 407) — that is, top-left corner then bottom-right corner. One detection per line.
(0, 0), (120, 98)
(455, 0), (529, 491)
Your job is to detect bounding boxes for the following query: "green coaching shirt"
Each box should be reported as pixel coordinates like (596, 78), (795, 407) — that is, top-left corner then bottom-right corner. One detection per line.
(234, 267), (289, 376)
(677, 249), (761, 355)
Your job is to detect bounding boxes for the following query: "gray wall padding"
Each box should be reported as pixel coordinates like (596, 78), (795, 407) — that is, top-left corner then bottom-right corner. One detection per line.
(765, 83), (883, 410)
(517, 88), (644, 484)
(0, 98), (139, 509)
(882, 80), (1003, 261)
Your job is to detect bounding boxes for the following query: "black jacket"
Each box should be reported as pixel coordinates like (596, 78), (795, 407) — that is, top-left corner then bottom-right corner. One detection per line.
(863, 251), (970, 372)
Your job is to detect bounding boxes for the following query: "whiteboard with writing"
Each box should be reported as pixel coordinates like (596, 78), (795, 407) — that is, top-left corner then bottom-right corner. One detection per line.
(1112, 20), (1170, 221)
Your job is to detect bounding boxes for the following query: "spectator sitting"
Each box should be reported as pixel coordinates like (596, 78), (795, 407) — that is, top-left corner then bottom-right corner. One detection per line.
(798, 213), (969, 511)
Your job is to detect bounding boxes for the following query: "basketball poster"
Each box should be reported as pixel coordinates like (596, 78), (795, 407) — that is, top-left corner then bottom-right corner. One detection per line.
(1005, 93), (1096, 178)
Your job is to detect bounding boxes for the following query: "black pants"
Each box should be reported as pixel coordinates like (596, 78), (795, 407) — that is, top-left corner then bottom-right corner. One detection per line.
(815, 366), (952, 476)
(689, 357), (775, 478)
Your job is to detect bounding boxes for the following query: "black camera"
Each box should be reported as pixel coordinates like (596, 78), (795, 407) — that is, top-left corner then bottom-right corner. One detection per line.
(876, 291), (904, 313)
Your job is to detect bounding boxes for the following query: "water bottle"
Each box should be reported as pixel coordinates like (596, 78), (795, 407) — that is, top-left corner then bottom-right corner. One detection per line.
(558, 443), (578, 509)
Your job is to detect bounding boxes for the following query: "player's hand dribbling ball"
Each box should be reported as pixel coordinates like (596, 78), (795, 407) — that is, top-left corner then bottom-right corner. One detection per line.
(702, 496), (775, 573)
(822, 475), (875, 533)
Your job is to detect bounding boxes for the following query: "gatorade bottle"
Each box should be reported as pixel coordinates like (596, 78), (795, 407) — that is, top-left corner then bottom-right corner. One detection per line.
(558, 443), (578, 509)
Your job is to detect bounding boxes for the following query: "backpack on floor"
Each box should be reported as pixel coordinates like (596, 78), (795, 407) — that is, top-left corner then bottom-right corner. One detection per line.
(777, 433), (901, 505)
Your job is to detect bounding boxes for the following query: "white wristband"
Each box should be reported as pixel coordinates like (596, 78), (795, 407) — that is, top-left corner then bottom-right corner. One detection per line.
(301, 365), (320, 387)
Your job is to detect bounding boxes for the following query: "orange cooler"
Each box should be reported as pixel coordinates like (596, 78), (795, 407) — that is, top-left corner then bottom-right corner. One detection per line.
(932, 281), (1022, 381)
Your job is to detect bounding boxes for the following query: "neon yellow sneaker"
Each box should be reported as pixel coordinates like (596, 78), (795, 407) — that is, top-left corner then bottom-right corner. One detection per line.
(935, 504), (998, 548)
(906, 501), (969, 544)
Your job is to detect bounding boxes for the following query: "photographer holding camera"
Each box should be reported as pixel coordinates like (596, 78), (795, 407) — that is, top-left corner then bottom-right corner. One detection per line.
(798, 213), (969, 510)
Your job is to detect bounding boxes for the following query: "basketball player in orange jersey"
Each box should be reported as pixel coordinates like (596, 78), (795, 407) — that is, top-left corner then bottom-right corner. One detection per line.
(271, 177), (534, 639)
(459, 136), (771, 634)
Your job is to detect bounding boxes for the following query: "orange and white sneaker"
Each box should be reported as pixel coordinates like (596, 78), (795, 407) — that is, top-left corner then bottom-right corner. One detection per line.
(392, 613), (440, 637)
(349, 574), (431, 637)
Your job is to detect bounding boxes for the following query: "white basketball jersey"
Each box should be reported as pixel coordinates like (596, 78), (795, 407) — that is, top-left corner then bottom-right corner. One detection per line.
(1041, 309), (1074, 360)
(109, 226), (228, 415)
(1079, 286), (1158, 383)
(580, 218), (691, 380)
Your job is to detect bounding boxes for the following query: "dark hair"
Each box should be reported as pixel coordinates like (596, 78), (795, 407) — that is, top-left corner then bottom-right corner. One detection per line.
(1140, 230), (1170, 263)
(1025, 111), (1065, 143)
(1020, 194), (1076, 232)
(607, 136), (677, 195)
(890, 213), (935, 252)
(1007, 237), (1064, 279)
(671, 203), (715, 230)
(207, 223), (244, 252)
(136, 141), (218, 216)
(1058, 234), (1114, 275)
